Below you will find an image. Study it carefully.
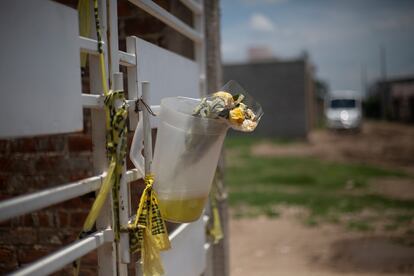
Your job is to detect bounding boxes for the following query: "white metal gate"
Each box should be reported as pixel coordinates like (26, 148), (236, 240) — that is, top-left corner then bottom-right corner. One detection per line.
(0, 0), (212, 275)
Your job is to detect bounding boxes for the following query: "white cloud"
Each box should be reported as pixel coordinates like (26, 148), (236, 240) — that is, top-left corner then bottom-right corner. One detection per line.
(249, 13), (275, 32)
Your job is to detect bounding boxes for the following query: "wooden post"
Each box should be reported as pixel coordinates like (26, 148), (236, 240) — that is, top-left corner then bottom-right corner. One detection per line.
(204, 0), (230, 275)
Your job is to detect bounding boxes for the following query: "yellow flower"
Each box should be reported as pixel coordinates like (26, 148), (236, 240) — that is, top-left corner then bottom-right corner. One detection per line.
(229, 107), (245, 125)
(213, 91), (234, 107)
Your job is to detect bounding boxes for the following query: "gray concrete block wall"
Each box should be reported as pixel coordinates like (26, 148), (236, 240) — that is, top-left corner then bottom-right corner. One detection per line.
(224, 60), (309, 138)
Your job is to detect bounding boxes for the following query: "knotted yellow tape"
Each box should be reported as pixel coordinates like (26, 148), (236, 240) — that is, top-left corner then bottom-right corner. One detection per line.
(74, 1), (128, 275)
(78, 0), (90, 67)
(127, 175), (171, 276)
(73, 90), (127, 276)
(208, 174), (224, 244)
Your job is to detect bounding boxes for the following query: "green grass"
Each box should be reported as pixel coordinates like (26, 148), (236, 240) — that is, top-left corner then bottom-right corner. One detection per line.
(347, 220), (374, 231)
(225, 137), (414, 229)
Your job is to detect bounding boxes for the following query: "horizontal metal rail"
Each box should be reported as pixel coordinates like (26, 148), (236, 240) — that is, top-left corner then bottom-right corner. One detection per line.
(11, 229), (114, 276)
(79, 36), (136, 67)
(79, 36), (104, 54)
(81, 94), (161, 114)
(119, 51), (136, 67)
(128, 0), (203, 44)
(0, 169), (141, 222)
(125, 168), (141, 183)
(179, 0), (203, 15)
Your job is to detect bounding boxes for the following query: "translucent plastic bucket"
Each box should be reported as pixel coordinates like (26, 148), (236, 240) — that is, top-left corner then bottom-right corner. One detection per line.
(131, 97), (229, 223)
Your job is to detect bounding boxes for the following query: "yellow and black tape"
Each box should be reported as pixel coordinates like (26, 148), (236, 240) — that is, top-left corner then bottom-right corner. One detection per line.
(126, 175), (171, 276)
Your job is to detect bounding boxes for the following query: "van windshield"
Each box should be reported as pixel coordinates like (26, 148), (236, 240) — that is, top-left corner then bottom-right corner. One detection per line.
(330, 99), (356, 109)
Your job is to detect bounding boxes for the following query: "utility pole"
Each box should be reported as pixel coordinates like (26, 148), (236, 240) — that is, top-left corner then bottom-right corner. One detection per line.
(380, 45), (387, 81)
(379, 44), (388, 119)
(360, 63), (367, 98)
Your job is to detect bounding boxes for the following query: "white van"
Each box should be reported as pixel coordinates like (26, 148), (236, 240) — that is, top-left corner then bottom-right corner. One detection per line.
(325, 90), (362, 130)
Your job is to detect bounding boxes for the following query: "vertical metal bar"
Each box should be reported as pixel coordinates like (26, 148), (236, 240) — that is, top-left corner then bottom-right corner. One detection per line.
(134, 82), (152, 276)
(112, 73), (131, 270)
(141, 82), (153, 174)
(193, 2), (212, 275)
(108, 0), (120, 78)
(127, 36), (139, 130)
(90, 0), (117, 275)
(108, 0), (130, 272)
(194, 0), (206, 97)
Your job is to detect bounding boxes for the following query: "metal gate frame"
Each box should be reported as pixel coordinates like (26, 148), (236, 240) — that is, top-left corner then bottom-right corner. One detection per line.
(0, 0), (211, 275)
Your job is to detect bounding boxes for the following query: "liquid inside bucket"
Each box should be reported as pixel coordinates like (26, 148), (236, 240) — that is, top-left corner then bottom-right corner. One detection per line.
(158, 196), (208, 223)
(153, 97), (228, 223)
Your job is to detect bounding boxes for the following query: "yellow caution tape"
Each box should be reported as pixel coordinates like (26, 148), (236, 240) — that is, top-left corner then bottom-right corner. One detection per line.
(74, 1), (129, 275)
(208, 174), (224, 244)
(127, 175), (171, 276)
(73, 90), (127, 276)
(78, 0), (90, 67)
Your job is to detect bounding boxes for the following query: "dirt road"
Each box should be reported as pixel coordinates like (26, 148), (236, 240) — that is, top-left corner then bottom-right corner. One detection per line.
(229, 121), (414, 275)
(230, 213), (414, 276)
(252, 121), (414, 174)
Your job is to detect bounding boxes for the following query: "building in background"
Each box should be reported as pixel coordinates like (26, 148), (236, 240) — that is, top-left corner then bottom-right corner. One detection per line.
(369, 76), (414, 123)
(223, 56), (315, 138)
(247, 46), (274, 62)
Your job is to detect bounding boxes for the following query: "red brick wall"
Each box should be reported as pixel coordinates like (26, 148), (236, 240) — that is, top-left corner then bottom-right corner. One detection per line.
(0, 1), (194, 274)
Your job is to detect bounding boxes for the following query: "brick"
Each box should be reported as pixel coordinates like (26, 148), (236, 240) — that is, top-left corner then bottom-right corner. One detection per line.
(82, 251), (97, 266)
(58, 229), (78, 245)
(17, 245), (53, 264)
(25, 212), (54, 227)
(0, 245), (17, 270)
(68, 134), (92, 152)
(0, 157), (12, 172)
(21, 214), (34, 227)
(0, 227), (37, 245)
(35, 136), (66, 152)
(10, 217), (23, 227)
(67, 171), (93, 182)
(56, 211), (69, 227)
(33, 174), (67, 190)
(35, 155), (66, 171)
(38, 229), (62, 245)
(51, 266), (72, 276)
(6, 174), (30, 195)
(8, 136), (67, 153)
(66, 156), (92, 171)
(0, 140), (10, 154)
(41, 212), (54, 227)
(0, 174), (8, 188)
(78, 267), (98, 276)
(57, 197), (93, 210)
(0, 219), (11, 227)
(9, 138), (36, 153)
(7, 156), (36, 174)
(69, 211), (89, 228)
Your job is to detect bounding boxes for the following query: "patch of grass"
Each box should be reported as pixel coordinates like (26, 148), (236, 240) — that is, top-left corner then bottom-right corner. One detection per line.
(304, 216), (319, 227)
(229, 190), (414, 216)
(224, 136), (260, 149)
(261, 206), (281, 218)
(392, 214), (413, 224)
(347, 220), (373, 231)
(384, 223), (399, 231)
(227, 155), (406, 191)
(225, 137), (414, 229)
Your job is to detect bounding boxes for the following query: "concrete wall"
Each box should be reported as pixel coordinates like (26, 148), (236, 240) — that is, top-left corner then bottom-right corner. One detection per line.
(223, 59), (312, 138)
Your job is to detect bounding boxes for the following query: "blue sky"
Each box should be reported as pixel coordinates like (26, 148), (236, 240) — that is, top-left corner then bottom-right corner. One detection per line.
(220, 0), (414, 93)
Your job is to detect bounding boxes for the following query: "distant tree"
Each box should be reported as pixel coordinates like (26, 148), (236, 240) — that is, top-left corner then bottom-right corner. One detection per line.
(314, 79), (329, 100)
(363, 82), (382, 119)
